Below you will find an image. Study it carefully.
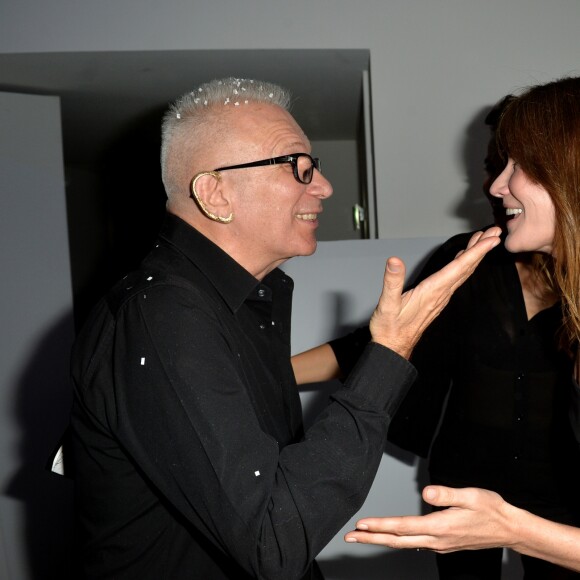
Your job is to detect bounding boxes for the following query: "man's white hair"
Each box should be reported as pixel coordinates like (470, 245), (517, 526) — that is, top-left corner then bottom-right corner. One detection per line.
(161, 78), (291, 199)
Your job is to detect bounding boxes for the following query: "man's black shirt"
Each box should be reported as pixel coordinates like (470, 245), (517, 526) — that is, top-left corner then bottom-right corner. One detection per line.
(70, 213), (416, 579)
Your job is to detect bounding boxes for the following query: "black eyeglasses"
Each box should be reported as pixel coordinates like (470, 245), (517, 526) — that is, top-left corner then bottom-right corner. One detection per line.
(214, 153), (321, 185)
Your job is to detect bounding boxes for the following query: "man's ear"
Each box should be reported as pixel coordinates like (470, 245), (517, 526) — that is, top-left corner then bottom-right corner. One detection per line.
(190, 171), (234, 224)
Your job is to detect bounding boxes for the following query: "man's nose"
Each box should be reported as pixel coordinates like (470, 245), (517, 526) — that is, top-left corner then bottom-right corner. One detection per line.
(308, 170), (333, 199)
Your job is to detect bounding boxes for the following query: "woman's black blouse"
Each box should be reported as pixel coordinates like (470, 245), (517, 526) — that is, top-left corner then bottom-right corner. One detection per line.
(330, 233), (580, 522)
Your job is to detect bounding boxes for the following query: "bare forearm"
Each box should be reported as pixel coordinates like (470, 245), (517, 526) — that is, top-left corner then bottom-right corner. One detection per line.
(510, 508), (580, 572)
(291, 343), (341, 385)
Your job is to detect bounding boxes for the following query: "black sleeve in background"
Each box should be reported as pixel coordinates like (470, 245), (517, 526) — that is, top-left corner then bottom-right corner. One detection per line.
(328, 326), (372, 378)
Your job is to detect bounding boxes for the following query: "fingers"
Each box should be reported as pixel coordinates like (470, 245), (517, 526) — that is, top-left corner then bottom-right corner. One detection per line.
(438, 233), (501, 296)
(346, 488), (475, 539)
(352, 512), (444, 535)
(456, 228), (501, 268)
(423, 229), (501, 301)
(345, 529), (436, 549)
(467, 230), (484, 246)
(467, 226), (501, 247)
(457, 227), (501, 257)
(480, 226), (502, 239)
(344, 513), (446, 550)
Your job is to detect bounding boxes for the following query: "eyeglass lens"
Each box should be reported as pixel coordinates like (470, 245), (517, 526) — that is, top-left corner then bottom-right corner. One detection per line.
(297, 155), (320, 184)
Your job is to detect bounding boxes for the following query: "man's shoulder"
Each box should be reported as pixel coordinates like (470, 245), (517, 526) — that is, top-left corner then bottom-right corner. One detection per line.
(104, 239), (217, 315)
(105, 268), (205, 317)
(72, 265), (218, 382)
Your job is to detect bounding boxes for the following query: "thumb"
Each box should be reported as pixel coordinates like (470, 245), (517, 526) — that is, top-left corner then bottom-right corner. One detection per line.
(380, 257), (406, 309)
(369, 257), (410, 356)
(387, 256), (404, 275)
(422, 485), (457, 507)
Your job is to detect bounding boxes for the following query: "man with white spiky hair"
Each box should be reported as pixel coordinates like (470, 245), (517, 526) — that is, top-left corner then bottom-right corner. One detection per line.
(69, 77), (500, 579)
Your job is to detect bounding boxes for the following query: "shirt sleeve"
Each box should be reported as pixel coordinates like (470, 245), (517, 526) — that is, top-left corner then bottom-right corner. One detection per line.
(93, 282), (417, 580)
(328, 325), (371, 377)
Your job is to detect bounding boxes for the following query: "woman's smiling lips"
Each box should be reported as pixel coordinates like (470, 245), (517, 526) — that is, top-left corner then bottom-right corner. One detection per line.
(505, 207), (523, 225)
(505, 207), (523, 216)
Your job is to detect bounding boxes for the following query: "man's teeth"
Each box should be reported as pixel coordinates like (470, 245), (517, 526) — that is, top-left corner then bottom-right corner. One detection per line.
(506, 208), (523, 216)
(296, 213), (317, 221)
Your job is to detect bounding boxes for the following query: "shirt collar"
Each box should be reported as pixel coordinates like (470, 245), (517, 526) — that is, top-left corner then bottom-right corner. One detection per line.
(158, 213), (291, 313)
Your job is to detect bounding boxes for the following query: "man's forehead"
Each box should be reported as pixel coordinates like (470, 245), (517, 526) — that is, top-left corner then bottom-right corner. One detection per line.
(226, 103), (309, 152)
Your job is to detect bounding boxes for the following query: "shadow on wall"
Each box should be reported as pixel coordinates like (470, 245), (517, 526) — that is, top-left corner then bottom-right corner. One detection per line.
(453, 105), (497, 230)
(319, 545), (524, 580)
(320, 547), (436, 579)
(97, 107), (167, 282)
(4, 310), (78, 579)
(68, 107), (168, 330)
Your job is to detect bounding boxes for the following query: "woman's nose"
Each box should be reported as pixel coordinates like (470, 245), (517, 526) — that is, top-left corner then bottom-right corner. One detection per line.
(489, 162), (511, 198)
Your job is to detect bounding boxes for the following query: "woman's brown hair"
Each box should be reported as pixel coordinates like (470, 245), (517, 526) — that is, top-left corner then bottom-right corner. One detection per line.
(496, 76), (580, 350)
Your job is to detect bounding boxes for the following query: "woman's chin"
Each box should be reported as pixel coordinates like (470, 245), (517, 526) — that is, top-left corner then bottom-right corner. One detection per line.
(505, 236), (554, 256)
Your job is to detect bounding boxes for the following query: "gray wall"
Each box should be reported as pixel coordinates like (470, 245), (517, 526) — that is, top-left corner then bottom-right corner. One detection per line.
(0, 92), (76, 578)
(312, 139), (363, 241)
(1, 2), (579, 578)
(1, 0), (579, 239)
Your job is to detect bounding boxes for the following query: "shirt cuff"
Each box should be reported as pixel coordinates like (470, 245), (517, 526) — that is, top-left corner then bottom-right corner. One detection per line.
(342, 342), (417, 418)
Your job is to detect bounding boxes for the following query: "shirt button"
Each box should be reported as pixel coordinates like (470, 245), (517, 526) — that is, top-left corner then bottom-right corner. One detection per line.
(258, 288), (266, 298)
(259, 324), (266, 330)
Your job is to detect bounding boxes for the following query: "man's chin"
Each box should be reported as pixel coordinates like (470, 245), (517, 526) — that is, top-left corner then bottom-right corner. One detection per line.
(284, 238), (319, 261)
(299, 240), (318, 257)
